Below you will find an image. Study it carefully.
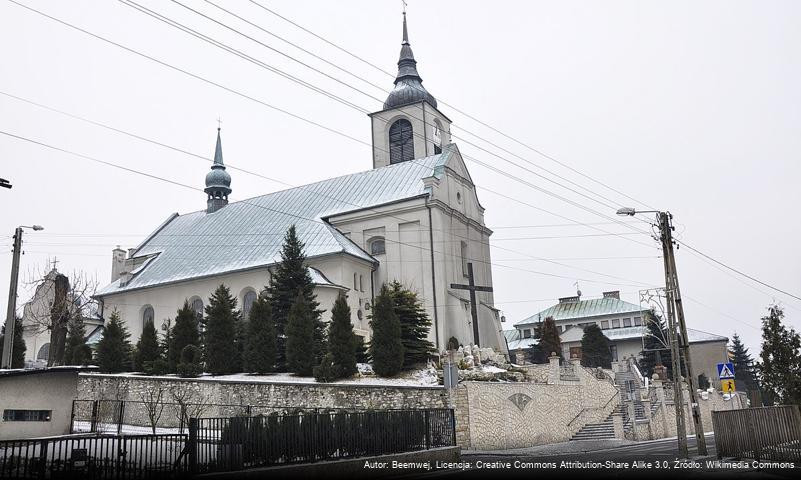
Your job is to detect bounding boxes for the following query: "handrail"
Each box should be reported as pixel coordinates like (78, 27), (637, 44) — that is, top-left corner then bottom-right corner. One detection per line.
(568, 391), (619, 427)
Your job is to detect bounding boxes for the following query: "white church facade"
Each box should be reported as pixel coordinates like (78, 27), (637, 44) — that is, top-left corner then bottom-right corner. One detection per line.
(94, 14), (507, 355)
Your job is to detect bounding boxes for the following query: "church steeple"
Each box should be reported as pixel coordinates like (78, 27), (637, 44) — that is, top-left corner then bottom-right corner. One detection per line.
(204, 127), (232, 213)
(383, 11), (437, 110)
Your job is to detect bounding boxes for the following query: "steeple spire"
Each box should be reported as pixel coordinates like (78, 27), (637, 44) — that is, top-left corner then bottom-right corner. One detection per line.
(383, 8), (437, 109)
(204, 127), (232, 213)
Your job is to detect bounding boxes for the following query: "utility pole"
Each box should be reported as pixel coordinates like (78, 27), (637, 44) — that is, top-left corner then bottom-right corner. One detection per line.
(2, 227), (23, 369)
(663, 212), (708, 455)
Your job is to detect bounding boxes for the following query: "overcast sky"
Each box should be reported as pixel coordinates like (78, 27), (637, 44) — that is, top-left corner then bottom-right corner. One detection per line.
(1, 0), (799, 355)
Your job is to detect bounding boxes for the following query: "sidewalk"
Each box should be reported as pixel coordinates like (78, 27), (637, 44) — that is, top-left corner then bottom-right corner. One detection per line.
(463, 438), (637, 457)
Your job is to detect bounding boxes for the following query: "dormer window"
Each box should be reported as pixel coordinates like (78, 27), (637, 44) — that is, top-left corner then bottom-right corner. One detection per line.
(368, 237), (386, 255)
(389, 119), (414, 164)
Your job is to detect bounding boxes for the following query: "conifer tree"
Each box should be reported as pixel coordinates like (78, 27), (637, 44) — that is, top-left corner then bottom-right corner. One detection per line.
(267, 225), (324, 370)
(757, 305), (801, 405)
(244, 293), (277, 374)
(285, 290), (315, 376)
(537, 317), (562, 363)
(95, 310), (132, 373)
(387, 281), (435, 368)
(729, 332), (760, 393)
(326, 294), (357, 379)
(134, 319), (161, 372)
(204, 284), (241, 375)
(369, 286), (404, 377)
(0, 317), (26, 369)
(63, 314), (92, 365)
(580, 324), (612, 368)
(639, 310), (677, 379)
(169, 301), (200, 372)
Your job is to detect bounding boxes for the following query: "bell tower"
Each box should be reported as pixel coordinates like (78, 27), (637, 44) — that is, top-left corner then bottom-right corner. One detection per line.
(204, 128), (232, 213)
(369, 11), (451, 169)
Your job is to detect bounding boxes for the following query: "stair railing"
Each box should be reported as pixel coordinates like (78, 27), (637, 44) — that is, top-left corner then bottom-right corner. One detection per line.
(567, 391), (619, 428)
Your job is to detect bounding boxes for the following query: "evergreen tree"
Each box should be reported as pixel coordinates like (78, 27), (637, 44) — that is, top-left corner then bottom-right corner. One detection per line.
(387, 281), (436, 368)
(537, 317), (562, 363)
(63, 313), (92, 366)
(177, 344), (202, 378)
(134, 320), (160, 372)
(313, 353), (337, 383)
(285, 290), (315, 376)
(756, 305), (801, 405)
(244, 293), (277, 374)
(267, 225), (324, 370)
(729, 332), (760, 393)
(326, 294), (357, 379)
(204, 284), (241, 375)
(580, 324), (612, 368)
(95, 310), (132, 373)
(697, 373), (710, 390)
(354, 334), (369, 363)
(639, 310), (676, 379)
(0, 317), (26, 369)
(169, 301), (200, 372)
(369, 286), (404, 377)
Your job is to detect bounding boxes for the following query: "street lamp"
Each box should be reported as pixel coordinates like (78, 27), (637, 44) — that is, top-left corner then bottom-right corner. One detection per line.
(2, 224), (45, 369)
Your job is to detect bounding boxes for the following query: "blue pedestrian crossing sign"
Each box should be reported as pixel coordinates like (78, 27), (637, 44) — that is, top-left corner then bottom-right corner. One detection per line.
(717, 362), (735, 379)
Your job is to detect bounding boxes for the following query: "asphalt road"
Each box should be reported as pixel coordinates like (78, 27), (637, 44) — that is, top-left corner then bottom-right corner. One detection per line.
(395, 434), (798, 479)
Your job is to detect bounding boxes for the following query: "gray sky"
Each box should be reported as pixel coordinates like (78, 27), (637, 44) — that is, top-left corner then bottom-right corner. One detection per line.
(1, 0), (799, 355)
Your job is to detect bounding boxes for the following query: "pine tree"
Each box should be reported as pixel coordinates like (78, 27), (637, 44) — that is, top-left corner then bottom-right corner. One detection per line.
(639, 310), (677, 379)
(369, 286), (404, 377)
(285, 290), (315, 376)
(63, 313), (92, 366)
(169, 301), (200, 372)
(729, 333), (760, 393)
(204, 284), (241, 375)
(537, 317), (562, 363)
(756, 305), (801, 405)
(267, 225), (324, 370)
(580, 324), (612, 368)
(387, 281), (435, 368)
(134, 319), (161, 372)
(326, 294), (357, 379)
(0, 317), (26, 369)
(244, 293), (277, 374)
(95, 310), (132, 373)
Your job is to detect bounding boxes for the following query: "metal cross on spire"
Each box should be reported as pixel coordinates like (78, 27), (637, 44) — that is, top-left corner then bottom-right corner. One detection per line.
(216, 116), (223, 131)
(402, 0), (407, 15)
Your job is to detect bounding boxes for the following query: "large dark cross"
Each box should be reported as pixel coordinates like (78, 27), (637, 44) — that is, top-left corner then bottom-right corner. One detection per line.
(450, 262), (493, 346)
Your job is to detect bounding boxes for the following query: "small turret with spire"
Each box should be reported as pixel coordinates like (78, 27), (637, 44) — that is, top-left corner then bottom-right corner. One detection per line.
(204, 127), (232, 213)
(383, 10), (437, 109)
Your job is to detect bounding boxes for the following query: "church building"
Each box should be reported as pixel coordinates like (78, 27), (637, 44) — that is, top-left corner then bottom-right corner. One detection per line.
(94, 13), (507, 355)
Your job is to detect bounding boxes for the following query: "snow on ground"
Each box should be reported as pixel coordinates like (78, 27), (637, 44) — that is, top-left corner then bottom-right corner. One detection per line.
(87, 365), (441, 387)
(478, 365), (507, 374)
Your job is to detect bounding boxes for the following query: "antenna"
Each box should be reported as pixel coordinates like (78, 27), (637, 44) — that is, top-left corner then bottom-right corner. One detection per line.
(574, 281), (582, 298)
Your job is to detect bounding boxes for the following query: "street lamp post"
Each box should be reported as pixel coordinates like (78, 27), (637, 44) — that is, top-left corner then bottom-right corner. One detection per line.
(617, 207), (707, 457)
(2, 225), (44, 369)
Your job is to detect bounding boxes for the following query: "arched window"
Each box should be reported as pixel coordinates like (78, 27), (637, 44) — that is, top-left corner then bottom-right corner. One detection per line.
(389, 119), (414, 164)
(243, 290), (257, 320)
(191, 298), (204, 322)
(353, 273), (358, 290)
(460, 241), (469, 277)
(143, 305), (154, 328)
(368, 237), (386, 255)
(37, 343), (50, 362)
(433, 120), (443, 155)
(359, 275), (364, 292)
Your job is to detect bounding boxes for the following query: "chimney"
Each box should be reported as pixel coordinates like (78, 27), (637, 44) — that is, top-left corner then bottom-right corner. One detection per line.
(558, 296), (580, 304)
(603, 291), (620, 300)
(111, 246), (127, 282)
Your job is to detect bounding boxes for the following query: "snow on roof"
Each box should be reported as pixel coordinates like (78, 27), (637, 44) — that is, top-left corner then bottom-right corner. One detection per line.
(97, 151), (452, 296)
(503, 329), (539, 350)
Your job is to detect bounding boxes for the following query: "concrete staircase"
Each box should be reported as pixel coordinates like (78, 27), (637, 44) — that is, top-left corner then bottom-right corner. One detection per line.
(570, 409), (617, 441)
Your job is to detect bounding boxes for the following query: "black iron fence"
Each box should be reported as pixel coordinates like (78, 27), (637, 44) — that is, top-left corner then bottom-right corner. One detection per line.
(712, 405), (801, 462)
(0, 433), (187, 479)
(189, 409), (456, 473)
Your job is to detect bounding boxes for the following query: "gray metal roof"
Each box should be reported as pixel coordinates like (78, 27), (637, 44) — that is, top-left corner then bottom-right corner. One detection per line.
(559, 325), (727, 344)
(384, 13), (437, 110)
(97, 152), (449, 296)
(515, 296), (644, 326)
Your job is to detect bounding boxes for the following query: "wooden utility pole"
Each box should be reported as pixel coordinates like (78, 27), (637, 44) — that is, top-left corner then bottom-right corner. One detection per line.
(1, 227), (23, 369)
(450, 262), (493, 346)
(662, 212), (708, 455)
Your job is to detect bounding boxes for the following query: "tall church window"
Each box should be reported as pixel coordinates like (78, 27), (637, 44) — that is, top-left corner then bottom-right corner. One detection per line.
(37, 343), (50, 362)
(243, 290), (257, 320)
(433, 120), (443, 155)
(369, 237), (386, 255)
(143, 305), (154, 328)
(389, 119), (414, 164)
(460, 241), (469, 277)
(192, 298), (204, 322)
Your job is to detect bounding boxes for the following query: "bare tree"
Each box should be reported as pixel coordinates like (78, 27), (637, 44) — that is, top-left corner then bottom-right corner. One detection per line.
(139, 382), (168, 434)
(169, 383), (211, 431)
(22, 260), (99, 366)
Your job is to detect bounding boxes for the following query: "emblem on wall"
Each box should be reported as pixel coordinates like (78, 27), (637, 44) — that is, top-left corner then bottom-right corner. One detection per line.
(508, 393), (532, 412)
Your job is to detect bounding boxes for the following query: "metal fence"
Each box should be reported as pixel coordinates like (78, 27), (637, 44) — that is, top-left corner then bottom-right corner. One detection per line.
(712, 405), (801, 462)
(0, 434), (187, 479)
(189, 408), (456, 473)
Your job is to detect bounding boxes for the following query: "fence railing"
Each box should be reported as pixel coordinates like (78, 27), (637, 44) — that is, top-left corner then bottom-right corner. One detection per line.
(712, 405), (801, 462)
(0, 433), (187, 479)
(189, 408), (456, 474)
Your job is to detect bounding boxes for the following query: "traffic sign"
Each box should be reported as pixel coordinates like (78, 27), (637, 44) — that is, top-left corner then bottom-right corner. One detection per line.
(717, 362), (735, 379)
(721, 379), (735, 393)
